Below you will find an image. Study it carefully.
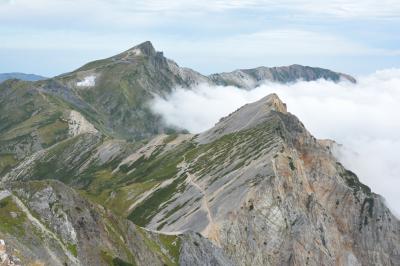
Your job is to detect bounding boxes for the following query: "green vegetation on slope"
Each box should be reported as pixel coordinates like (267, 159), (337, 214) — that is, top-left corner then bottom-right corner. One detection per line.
(0, 196), (27, 237)
(0, 80), (71, 163)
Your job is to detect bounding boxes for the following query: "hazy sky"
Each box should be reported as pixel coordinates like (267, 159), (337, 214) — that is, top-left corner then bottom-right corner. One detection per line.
(0, 0), (400, 76)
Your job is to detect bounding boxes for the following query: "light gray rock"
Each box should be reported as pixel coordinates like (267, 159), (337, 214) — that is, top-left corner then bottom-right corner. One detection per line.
(179, 232), (234, 266)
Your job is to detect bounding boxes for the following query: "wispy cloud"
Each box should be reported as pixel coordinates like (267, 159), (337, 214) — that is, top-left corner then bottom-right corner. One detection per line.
(166, 29), (392, 58)
(0, 28), (383, 55)
(151, 69), (400, 215)
(0, 0), (399, 75)
(272, 0), (400, 19)
(2, 0), (400, 20)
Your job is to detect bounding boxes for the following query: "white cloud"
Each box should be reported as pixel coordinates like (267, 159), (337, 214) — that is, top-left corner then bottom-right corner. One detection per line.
(2, 28), (399, 64)
(273, 0), (400, 19)
(164, 29), (394, 59)
(0, 28), (371, 54)
(1, 0), (400, 19)
(1, 0), (399, 38)
(151, 69), (400, 215)
(1, 0), (399, 76)
(149, 0), (400, 19)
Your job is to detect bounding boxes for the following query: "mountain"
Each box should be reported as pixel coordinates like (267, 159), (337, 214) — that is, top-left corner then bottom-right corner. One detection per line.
(0, 41), (190, 171)
(1, 41), (396, 266)
(0, 41), (357, 164)
(0, 73), (46, 83)
(209, 64), (356, 89)
(2, 42), (356, 140)
(53, 41), (210, 140)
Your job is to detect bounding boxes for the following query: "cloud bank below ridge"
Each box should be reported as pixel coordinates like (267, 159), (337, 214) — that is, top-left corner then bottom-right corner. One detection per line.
(151, 69), (400, 215)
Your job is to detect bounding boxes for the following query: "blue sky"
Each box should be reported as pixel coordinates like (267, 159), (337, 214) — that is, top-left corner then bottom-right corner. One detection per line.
(0, 0), (399, 77)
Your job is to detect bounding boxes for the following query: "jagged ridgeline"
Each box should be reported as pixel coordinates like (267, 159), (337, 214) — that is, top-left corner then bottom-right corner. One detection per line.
(0, 42), (398, 266)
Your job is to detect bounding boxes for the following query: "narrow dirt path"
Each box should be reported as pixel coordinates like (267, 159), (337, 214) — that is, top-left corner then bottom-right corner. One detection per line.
(183, 156), (220, 246)
(181, 155), (214, 226)
(141, 155), (220, 245)
(143, 227), (183, 235)
(186, 172), (214, 227)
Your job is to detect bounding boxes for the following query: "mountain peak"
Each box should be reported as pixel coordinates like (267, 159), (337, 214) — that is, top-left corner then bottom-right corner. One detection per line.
(265, 93), (287, 113)
(127, 41), (156, 56)
(197, 93), (287, 143)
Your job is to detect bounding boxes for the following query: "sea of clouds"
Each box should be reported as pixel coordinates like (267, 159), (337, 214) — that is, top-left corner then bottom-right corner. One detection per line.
(151, 69), (400, 215)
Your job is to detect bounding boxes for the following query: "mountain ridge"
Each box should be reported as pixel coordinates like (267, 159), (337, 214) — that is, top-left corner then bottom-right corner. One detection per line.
(0, 72), (46, 83)
(209, 64), (356, 89)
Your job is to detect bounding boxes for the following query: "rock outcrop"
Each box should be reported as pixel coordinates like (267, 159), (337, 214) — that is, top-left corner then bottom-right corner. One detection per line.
(0, 239), (21, 265)
(67, 110), (98, 136)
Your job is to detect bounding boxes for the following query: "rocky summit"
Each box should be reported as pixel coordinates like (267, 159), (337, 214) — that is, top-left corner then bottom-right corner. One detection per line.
(0, 41), (398, 266)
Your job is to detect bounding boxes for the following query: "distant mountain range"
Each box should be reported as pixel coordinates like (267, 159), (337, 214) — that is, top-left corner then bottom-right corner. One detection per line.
(0, 72), (46, 83)
(0, 41), (397, 266)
